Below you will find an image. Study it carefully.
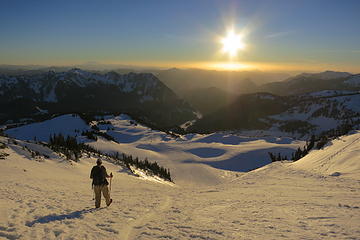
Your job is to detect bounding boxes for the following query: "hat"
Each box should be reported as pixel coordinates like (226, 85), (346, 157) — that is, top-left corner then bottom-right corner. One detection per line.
(96, 159), (102, 165)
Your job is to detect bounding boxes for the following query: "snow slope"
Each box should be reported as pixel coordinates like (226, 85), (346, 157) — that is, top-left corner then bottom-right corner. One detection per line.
(0, 133), (359, 239)
(5, 114), (89, 142)
(293, 130), (360, 179)
(267, 92), (360, 135)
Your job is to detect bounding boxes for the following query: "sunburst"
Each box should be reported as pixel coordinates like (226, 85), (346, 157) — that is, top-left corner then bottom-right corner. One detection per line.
(221, 30), (245, 57)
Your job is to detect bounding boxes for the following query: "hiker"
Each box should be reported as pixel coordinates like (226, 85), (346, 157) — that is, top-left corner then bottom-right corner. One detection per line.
(90, 159), (113, 208)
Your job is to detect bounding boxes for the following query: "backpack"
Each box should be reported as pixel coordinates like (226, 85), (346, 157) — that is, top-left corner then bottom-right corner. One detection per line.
(91, 165), (109, 186)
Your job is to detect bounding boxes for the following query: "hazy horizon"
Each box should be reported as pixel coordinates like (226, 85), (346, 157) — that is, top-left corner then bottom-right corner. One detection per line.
(1, 62), (359, 76)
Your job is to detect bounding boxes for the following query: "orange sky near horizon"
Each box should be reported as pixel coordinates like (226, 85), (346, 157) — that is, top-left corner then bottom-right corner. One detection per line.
(2, 60), (359, 74)
(92, 60), (360, 74)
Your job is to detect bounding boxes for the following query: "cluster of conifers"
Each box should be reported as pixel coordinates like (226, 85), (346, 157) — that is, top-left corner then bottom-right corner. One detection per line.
(268, 122), (354, 162)
(48, 133), (172, 182)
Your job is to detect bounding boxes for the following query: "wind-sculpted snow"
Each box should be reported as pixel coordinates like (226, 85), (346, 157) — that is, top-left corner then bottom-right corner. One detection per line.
(86, 115), (305, 183)
(183, 146), (295, 172)
(136, 144), (165, 153)
(108, 132), (144, 144)
(185, 147), (226, 158)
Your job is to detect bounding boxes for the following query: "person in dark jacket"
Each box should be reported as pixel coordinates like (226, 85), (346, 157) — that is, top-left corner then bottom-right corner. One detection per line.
(90, 159), (113, 208)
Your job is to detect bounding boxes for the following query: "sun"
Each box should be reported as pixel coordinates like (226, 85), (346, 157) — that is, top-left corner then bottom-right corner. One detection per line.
(221, 30), (245, 57)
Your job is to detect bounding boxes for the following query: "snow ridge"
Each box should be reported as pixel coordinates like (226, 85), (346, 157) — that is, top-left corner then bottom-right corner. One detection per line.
(289, 70), (352, 81)
(0, 69), (162, 103)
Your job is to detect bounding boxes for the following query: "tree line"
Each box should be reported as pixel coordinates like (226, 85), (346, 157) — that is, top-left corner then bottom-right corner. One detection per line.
(48, 133), (173, 182)
(268, 122), (356, 163)
(112, 152), (172, 182)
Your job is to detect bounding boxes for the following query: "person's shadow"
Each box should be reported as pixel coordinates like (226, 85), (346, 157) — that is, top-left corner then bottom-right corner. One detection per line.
(26, 208), (102, 227)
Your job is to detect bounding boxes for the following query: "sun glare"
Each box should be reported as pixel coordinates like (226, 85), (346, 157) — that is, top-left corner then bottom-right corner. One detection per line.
(221, 30), (245, 57)
(210, 62), (252, 71)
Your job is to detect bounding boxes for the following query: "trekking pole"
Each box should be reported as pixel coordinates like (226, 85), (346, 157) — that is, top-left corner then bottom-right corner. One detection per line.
(109, 177), (112, 193)
(109, 172), (113, 194)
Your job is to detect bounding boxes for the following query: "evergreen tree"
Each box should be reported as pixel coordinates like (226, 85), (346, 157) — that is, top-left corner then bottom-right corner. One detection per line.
(307, 135), (315, 151)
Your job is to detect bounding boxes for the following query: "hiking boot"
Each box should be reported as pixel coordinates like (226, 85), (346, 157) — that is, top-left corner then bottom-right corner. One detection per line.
(107, 199), (113, 207)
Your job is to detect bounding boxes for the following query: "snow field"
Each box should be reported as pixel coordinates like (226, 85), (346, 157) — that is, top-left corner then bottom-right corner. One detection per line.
(1, 115), (360, 239)
(6, 114), (303, 186)
(1, 140), (359, 239)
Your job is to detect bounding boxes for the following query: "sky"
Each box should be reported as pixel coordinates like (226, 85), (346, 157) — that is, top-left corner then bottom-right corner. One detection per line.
(1, 0), (360, 72)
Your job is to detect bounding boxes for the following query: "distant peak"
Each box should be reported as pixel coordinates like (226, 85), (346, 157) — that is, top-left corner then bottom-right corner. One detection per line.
(69, 68), (84, 73)
(289, 70), (352, 82)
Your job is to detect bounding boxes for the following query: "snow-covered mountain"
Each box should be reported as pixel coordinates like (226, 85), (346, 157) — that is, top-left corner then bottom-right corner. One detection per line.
(190, 91), (360, 137)
(0, 68), (162, 102)
(260, 71), (360, 95)
(287, 71), (352, 81)
(0, 69), (196, 127)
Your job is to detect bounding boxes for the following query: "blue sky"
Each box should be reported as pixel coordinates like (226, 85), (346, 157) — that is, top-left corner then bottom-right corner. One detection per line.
(1, 0), (359, 72)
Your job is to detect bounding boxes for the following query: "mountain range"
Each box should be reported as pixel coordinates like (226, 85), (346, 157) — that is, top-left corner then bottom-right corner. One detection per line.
(260, 71), (360, 95)
(1, 67), (360, 138)
(189, 90), (360, 137)
(0, 68), (196, 128)
(161, 70), (360, 116)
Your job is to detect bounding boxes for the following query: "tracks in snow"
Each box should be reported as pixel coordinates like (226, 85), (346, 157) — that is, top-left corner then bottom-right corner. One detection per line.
(121, 195), (172, 240)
